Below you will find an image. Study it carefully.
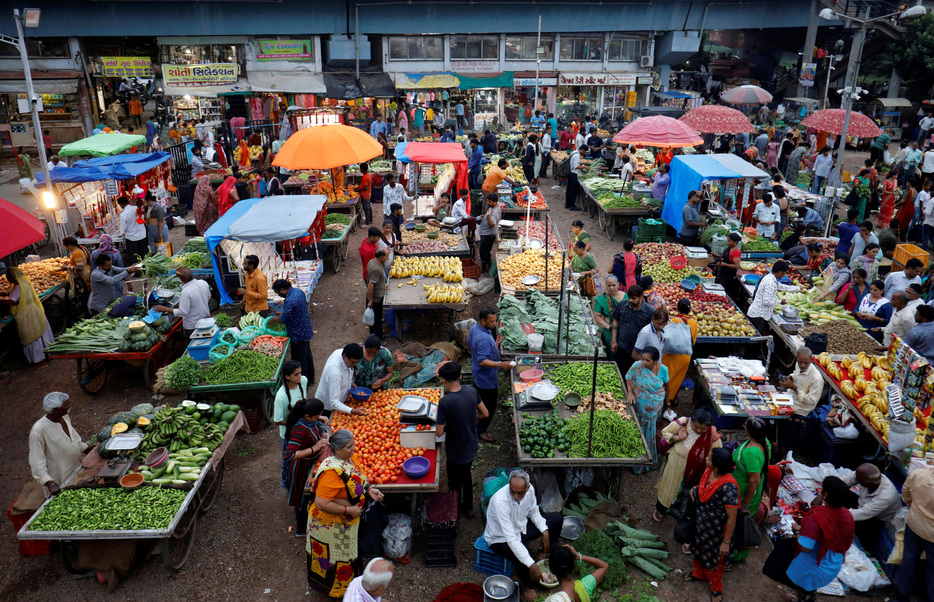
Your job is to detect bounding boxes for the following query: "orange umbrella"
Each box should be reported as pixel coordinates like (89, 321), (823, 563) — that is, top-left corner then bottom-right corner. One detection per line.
(272, 124), (383, 170)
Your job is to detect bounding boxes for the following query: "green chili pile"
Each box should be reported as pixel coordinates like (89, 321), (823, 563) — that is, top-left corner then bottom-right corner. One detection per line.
(30, 487), (187, 532)
(205, 349), (279, 384)
(549, 362), (625, 398)
(562, 410), (646, 458)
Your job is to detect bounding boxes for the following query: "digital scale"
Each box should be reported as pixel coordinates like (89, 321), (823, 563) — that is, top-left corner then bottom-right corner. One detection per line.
(702, 282), (727, 296)
(397, 395), (438, 425)
(773, 314), (804, 335)
(191, 317), (219, 340)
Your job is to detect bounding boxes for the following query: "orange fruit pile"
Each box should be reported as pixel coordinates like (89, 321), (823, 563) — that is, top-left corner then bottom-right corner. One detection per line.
(330, 388), (440, 484)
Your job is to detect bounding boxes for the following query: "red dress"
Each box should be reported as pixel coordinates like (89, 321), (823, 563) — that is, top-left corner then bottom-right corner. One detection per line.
(878, 179), (897, 228)
(895, 188), (916, 233)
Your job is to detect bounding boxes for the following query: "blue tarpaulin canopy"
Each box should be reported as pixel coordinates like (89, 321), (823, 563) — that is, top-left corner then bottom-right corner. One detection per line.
(662, 155), (742, 234)
(394, 141), (411, 163)
(35, 152), (171, 186)
(204, 196), (327, 304)
(34, 165), (114, 186)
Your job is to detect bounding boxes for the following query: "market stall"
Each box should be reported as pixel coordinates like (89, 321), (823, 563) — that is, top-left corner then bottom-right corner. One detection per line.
(384, 256), (467, 342)
(578, 176), (657, 241)
(58, 132), (147, 158)
(395, 141), (469, 203)
(508, 360), (651, 468)
(17, 401), (247, 574)
(693, 357), (795, 423)
(320, 213), (352, 272)
(203, 195), (327, 306)
(497, 288), (600, 359)
(399, 224), (471, 257)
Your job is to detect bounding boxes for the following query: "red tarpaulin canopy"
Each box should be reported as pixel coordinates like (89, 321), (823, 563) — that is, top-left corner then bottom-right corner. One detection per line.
(402, 142), (470, 211)
(0, 198), (45, 258)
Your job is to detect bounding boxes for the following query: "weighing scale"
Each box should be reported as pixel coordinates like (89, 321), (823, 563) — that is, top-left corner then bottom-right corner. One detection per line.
(397, 395), (438, 425)
(94, 432), (145, 480)
(516, 381), (560, 411)
(773, 314), (804, 334)
(496, 184), (514, 206)
(191, 317), (219, 340)
(702, 282), (727, 296)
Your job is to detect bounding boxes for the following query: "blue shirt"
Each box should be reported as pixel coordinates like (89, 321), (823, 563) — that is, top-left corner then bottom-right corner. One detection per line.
(836, 222), (860, 255)
(547, 118), (558, 139)
(467, 323), (499, 390)
(455, 103), (465, 116)
(469, 146), (483, 173)
(651, 172), (671, 201)
(440, 131), (455, 143)
(530, 115), (545, 128)
(904, 321), (934, 361)
(280, 287), (313, 342)
(801, 207), (825, 231)
(786, 535), (844, 592)
(370, 120), (388, 139)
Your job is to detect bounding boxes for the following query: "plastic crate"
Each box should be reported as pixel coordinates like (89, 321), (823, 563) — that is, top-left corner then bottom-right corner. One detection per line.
(8, 502), (50, 556)
(637, 217), (667, 236)
(893, 244), (929, 270)
(425, 528), (457, 568)
(635, 233), (665, 244)
(474, 536), (515, 576)
(461, 258), (481, 280)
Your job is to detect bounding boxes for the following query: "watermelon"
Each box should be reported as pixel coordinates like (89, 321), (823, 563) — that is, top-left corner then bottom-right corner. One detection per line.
(220, 411), (237, 423)
(98, 438), (119, 459)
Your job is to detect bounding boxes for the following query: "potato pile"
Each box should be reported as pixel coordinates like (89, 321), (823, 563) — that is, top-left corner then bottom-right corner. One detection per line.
(0, 257), (69, 295)
(498, 249), (563, 290)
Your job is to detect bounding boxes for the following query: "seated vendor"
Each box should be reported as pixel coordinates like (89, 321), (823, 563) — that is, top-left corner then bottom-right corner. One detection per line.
(316, 343), (369, 417)
(354, 335), (394, 390)
(483, 469), (563, 602)
(425, 192), (452, 228)
(153, 267), (211, 335)
(836, 463), (902, 552)
(779, 347), (823, 416)
(29, 392), (88, 497)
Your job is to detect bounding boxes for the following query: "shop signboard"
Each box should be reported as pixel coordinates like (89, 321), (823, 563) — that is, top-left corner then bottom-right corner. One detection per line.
(513, 77), (558, 87)
(164, 63), (239, 87)
(799, 63), (816, 87)
(452, 61), (499, 74)
(91, 57), (154, 78)
(559, 73), (651, 87)
(255, 39), (314, 61)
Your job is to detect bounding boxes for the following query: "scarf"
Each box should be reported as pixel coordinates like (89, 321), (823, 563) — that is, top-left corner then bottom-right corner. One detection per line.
(312, 455), (368, 506)
(697, 468), (738, 503)
(683, 424), (719, 486)
(805, 505), (855, 564)
(217, 176), (237, 216)
(98, 234), (116, 255)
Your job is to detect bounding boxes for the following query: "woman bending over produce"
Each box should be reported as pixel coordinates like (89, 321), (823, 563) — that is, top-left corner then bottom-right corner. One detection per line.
(731, 417), (772, 564)
(662, 299), (698, 402)
(0, 267), (53, 366)
(625, 347), (669, 473)
(592, 275), (626, 358)
(685, 447), (739, 602)
(654, 408), (721, 525)
(284, 399), (329, 537)
(571, 240), (598, 298)
(543, 543), (608, 602)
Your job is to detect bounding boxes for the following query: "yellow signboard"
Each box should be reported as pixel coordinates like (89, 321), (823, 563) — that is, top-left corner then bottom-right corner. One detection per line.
(92, 56), (153, 78)
(164, 63), (238, 87)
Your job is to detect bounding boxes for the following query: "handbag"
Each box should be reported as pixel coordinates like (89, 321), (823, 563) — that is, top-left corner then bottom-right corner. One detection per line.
(673, 494), (697, 544)
(843, 186), (859, 207)
(762, 537), (797, 588)
(580, 274), (597, 297)
(658, 417), (687, 455)
(663, 321), (693, 355)
(732, 510), (762, 549)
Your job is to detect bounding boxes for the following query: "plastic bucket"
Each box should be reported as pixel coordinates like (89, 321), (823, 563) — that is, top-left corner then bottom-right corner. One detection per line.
(527, 333), (544, 354)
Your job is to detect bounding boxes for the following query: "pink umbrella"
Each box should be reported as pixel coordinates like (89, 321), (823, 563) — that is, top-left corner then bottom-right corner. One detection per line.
(679, 105), (756, 134)
(801, 109), (882, 138)
(721, 85), (773, 105)
(612, 115), (702, 148)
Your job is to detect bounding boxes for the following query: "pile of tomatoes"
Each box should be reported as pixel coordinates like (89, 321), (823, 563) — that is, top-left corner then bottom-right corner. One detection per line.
(330, 388), (440, 485)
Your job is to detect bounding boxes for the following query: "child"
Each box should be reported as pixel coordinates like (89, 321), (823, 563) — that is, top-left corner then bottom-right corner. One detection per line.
(850, 242), (880, 283)
(640, 275), (657, 307)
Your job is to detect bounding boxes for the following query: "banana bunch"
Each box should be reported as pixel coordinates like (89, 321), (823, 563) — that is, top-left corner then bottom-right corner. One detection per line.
(390, 256), (462, 281)
(841, 355), (853, 370)
(876, 356), (890, 371)
(140, 406), (225, 454)
(871, 366), (888, 381)
(505, 166), (527, 184)
(856, 352), (874, 370)
(827, 362), (844, 381)
(848, 362), (863, 380)
(817, 352), (833, 368)
(424, 283), (464, 303)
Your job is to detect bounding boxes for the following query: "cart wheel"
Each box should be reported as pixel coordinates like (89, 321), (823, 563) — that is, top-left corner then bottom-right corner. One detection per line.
(348, 211), (358, 233)
(331, 250), (342, 273)
(597, 210), (607, 232)
(262, 389), (275, 424)
(43, 293), (68, 336)
(59, 541), (85, 574)
(606, 217), (617, 241)
(340, 238), (350, 260)
(76, 358), (107, 395)
(198, 459), (225, 514)
(587, 198), (597, 218)
(162, 507), (197, 571)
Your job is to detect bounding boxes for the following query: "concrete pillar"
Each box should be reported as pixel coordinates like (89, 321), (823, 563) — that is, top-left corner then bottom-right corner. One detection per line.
(887, 67), (901, 98)
(797, 0), (820, 97)
(657, 64), (671, 91)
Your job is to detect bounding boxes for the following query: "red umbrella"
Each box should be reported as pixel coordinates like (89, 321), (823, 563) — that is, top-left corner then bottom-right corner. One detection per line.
(612, 115), (702, 148)
(801, 109), (882, 138)
(0, 198), (45, 258)
(679, 105), (756, 134)
(721, 85), (773, 105)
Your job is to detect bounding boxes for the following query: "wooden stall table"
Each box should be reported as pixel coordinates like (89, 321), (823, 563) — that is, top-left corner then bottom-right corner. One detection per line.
(384, 276), (466, 342)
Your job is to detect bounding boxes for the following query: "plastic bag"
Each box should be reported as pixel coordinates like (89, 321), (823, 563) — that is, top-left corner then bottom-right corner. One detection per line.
(363, 307), (375, 326)
(463, 274), (495, 297)
(481, 467), (521, 517)
(209, 341), (235, 364)
(237, 325), (262, 346)
(260, 316), (289, 337)
(837, 545), (879, 592)
(381, 513), (413, 561)
(887, 507), (909, 565)
(537, 471), (564, 513)
(888, 418), (916, 453)
(832, 423), (859, 439)
(564, 468), (594, 497)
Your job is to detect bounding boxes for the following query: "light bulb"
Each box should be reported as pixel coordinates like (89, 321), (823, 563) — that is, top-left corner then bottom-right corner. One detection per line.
(42, 191), (56, 209)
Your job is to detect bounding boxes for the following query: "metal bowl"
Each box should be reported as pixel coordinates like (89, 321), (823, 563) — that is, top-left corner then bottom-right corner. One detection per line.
(528, 381), (560, 401)
(561, 515), (585, 540)
(483, 575), (516, 600)
(522, 274), (541, 286)
(526, 237), (544, 249)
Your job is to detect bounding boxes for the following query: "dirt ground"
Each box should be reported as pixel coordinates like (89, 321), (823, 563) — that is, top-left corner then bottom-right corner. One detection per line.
(0, 152), (874, 601)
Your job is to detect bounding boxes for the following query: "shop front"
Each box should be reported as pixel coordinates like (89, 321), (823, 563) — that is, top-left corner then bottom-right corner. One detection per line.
(158, 38), (248, 125)
(0, 76), (88, 149)
(557, 71), (653, 125)
(87, 55), (155, 127)
(456, 71), (513, 131)
(505, 74), (557, 125)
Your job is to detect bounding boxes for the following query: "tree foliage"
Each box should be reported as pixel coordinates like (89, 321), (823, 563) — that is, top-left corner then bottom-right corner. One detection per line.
(870, 14), (934, 100)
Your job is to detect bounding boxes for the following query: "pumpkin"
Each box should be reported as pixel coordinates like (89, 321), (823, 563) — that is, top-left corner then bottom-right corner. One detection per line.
(128, 320), (148, 333)
(136, 416), (151, 428)
(111, 422), (129, 437)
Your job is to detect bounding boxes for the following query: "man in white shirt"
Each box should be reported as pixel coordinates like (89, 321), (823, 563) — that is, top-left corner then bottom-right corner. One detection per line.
(47, 155), (62, 172)
(450, 187), (477, 240)
(839, 464), (902, 552)
(919, 112), (934, 144)
(382, 173), (413, 217)
(921, 148), (934, 185)
(779, 347), (824, 416)
(343, 558), (394, 602)
(907, 284), (926, 314)
(811, 146), (833, 193)
(753, 193), (781, 239)
(117, 196), (148, 264)
(565, 147), (587, 210)
(747, 261), (799, 334)
(574, 130), (586, 153)
(883, 258), (924, 300)
(483, 469), (563, 599)
(152, 267), (211, 333)
(881, 291), (916, 346)
(315, 344), (369, 417)
(923, 183), (934, 250)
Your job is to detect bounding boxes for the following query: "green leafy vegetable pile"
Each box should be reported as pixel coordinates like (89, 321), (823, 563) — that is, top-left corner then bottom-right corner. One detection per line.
(205, 349), (279, 384)
(322, 227), (345, 239)
(163, 355), (204, 390)
(497, 291), (595, 355)
(574, 529), (629, 591)
(325, 213), (352, 225)
(563, 410), (646, 459)
(741, 238), (780, 252)
(139, 253), (175, 277)
(214, 313), (232, 329)
(172, 252), (208, 269)
(596, 193), (641, 209)
(179, 237), (209, 254)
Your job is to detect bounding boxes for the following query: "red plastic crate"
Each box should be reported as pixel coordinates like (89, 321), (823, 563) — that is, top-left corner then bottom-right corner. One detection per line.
(8, 502), (50, 556)
(461, 258), (480, 280)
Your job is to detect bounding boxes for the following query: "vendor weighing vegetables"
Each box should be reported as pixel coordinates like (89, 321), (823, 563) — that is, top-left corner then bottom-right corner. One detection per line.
(152, 266), (211, 335)
(354, 335), (394, 390)
(316, 343), (368, 417)
(29, 392), (88, 497)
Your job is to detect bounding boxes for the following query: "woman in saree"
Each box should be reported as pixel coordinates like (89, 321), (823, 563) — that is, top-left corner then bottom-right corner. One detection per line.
(0, 267), (53, 367)
(685, 448), (739, 602)
(284, 399), (329, 536)
(192, 175), (219, 235)
(654, 408), (721, 527)
(609, 239), (641, 291)
(217, 176), (239, 217)
(895, 179), (919, 241)
(307, 429), (384, 597)
(878, 170), (898, 229)
(570, 240), (598, 298)
(592, 275), (626, 358)
(731, 416), (772, 564)
(626, 347), (669, 473)
(662, 298), (698, 404)
(543, 543), (608, 602)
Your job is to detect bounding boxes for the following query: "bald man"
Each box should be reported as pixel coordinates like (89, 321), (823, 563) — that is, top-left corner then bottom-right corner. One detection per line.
(780, 348), (824, 416)
(841, 463), (902, 551)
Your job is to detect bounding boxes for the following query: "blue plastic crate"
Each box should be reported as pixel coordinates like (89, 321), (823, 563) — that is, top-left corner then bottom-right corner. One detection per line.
(473, 536), (514, 576)
(185, 329), (220, 362)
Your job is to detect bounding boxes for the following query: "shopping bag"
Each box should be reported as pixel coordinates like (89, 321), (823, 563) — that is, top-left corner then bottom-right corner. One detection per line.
(673, 494), (696, 544)
(363, 307), (375, 326)
(732, 511), (762, 549)
(154, 241), (172, 257)
(663, 322), (693, 355)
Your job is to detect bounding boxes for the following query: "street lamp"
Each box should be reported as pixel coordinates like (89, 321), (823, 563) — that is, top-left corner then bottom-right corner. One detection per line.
(0, 8), (64, 256)
(819, 4), (928, 189)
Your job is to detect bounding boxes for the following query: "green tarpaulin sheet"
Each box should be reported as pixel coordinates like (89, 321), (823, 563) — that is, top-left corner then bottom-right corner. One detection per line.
(59, 133), (147, 157)
(457, 72), (514, 90)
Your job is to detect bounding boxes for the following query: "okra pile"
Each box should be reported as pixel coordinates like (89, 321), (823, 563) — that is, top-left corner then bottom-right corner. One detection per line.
(30, 487), (187, 532)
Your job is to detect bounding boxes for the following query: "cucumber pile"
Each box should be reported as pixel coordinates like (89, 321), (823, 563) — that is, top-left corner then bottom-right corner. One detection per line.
(140, 447), (213, 485)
